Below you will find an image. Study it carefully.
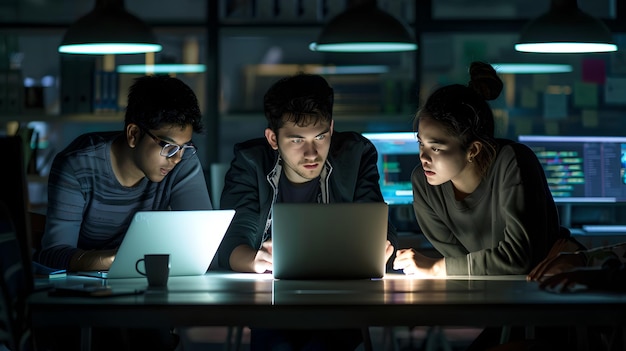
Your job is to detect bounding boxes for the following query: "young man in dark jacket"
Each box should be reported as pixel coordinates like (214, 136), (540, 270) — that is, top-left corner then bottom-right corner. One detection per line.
(216, 73), (398, 350)
(217, 73), (397, 273)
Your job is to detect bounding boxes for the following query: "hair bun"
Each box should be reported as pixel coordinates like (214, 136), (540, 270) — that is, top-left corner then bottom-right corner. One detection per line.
(468, 61), (503, 101)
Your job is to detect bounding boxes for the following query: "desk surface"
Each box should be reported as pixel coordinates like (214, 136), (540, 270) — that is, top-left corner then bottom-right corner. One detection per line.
(30, 273), (626, 330)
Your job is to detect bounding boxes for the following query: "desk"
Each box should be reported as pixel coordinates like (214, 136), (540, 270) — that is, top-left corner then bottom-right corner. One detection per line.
(30, 273), (626, 346)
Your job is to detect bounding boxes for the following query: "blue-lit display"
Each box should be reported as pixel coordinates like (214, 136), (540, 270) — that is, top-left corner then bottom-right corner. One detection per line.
(519, 135), (626, 203)
(362, 132), (419, 205)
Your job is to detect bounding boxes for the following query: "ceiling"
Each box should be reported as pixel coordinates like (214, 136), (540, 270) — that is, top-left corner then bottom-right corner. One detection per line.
(0, 0), (615, 25)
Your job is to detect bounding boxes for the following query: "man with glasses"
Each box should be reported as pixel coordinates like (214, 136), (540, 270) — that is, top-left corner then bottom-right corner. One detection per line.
(34, 75), (210, 350)
(36, 74), (210, 272)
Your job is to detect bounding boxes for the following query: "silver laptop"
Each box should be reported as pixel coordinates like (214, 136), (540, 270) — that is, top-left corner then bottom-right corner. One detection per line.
(81, 210), (234, 279)
(271, 202), (388, 280)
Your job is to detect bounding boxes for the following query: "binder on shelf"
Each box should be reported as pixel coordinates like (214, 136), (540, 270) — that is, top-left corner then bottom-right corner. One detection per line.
(101, 70), (109, 112)
(0, 36), (8, 70)
(94, 70), (119, 113)
(24, 86), (45, 112)
(0, 70), (7, 114)
(105, 71), (119, 112)
(60, 56), (95, 114)
(6, 70), (22, 114)
(93, 70), (102, 112)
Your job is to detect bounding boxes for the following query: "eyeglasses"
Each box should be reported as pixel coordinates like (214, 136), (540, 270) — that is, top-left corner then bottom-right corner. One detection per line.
(142, 129), (197, 159)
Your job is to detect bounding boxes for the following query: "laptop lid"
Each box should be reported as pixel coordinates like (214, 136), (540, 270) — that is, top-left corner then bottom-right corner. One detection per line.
(272, 202), (388, 280)
(104, 210), (234, 279)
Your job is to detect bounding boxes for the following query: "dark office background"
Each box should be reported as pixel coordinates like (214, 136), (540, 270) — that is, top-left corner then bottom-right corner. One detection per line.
(2, 2), (626, 349)
(1, 0), (626, 232)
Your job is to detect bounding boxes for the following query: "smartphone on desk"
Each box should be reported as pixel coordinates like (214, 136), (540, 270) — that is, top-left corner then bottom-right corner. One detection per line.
(49, 284), (144, 298)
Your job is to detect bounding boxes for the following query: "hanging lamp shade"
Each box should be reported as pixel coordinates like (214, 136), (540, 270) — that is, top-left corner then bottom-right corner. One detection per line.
(309, 0), (417, 53)
(491, 63), (573, 74)
(515, 0), (617, 54)
(117, 64), (206, 74)
(118, 38), (204, 74)
(491, 49), (574, 74)
(58, 0), (162, 55)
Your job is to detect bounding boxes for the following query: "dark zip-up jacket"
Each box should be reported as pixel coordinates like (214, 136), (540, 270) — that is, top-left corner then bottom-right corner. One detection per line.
(216, 131), (398, 270)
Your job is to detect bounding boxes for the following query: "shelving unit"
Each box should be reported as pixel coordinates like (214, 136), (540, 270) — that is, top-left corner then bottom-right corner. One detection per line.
(1, 0), (626, 232)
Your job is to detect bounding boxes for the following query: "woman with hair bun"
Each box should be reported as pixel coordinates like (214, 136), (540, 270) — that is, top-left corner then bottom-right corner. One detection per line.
(393, 61), (572, 277)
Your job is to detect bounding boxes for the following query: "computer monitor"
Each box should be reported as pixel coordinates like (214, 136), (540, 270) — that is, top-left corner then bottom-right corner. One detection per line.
(362, 132), (419, 205)
(518, 135), (626, 203)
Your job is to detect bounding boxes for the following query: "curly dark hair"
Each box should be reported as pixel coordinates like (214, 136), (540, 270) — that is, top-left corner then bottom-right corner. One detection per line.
(414, 61), (503, 177)
(124, 75), (203, 133)
(263, 73), (334, 133)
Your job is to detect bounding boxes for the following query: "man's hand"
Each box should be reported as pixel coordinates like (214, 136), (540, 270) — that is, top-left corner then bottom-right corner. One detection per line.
(527, 251), (586, 282)
(393, 248), (445, 277)
(69, 248), (118, 271)
(253, 240), (273, 273)
(230, 242), (273, 273)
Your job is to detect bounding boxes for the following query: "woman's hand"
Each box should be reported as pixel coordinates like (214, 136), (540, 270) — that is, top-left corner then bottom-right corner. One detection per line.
(393, 248), (446, 277)
(385, 240), (394, 263)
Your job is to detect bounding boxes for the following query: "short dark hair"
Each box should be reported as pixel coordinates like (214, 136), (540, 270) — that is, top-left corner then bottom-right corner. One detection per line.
(414, 61), (503, 177)
(124, 75), (203, 133)
(263, 73), (334, 132)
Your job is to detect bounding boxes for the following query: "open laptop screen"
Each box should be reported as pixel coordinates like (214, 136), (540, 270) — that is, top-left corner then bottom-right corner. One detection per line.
(80, 210), (234, 279)
(272, 202), (388, 280)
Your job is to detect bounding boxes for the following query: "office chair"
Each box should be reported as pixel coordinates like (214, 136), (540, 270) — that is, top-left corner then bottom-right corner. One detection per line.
(0, 200), (36, 351)
(0, 135), (37, 351)
(0, 136), (34, 266)
(210, 163), (230, 209)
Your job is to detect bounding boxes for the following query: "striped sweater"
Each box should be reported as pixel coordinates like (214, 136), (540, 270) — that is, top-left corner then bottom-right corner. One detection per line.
(36, 131), (212, 269)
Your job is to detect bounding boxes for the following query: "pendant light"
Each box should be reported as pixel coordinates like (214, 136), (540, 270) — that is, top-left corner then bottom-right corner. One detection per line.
(116, 64), (205, 74)
(491, 63), (573, 74)
(117, 38), (205, 74)
(515, 0), (617, 54)
(309, 0), (417, 53)
(58, 0), (162, 55)
(491, 50), (573, 74)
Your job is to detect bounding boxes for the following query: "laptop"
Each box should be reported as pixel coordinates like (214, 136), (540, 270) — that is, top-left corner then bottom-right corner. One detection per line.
(271, 202), (388, 280)
(80, 210), (234, 279)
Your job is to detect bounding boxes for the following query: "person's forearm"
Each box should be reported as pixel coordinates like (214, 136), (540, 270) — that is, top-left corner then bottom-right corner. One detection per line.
(69, 249), (116, 271)
(430, 258), (446, 277)
(229, 245), (258, 273)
